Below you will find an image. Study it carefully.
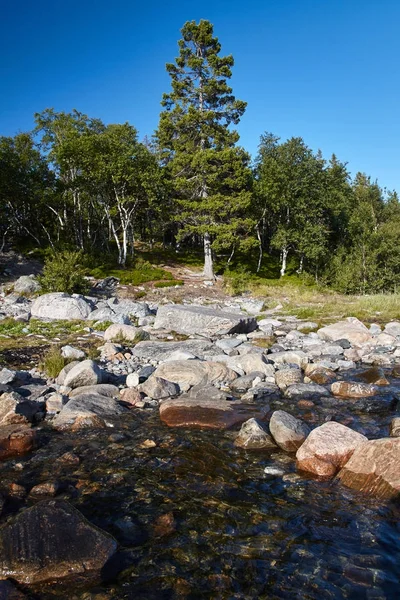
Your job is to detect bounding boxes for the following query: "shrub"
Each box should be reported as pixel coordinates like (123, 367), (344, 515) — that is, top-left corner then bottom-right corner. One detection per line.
(39, 250), (89, 295)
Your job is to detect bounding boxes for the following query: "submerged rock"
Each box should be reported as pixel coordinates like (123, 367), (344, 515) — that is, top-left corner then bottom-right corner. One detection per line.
(234, 418), (276, 449)
(0, 499), (117, 584)
(337, 438), (400, 499)
(154, 304), (257, 336)
(296, 421), (367, 477)
(269, 410), (310, 452)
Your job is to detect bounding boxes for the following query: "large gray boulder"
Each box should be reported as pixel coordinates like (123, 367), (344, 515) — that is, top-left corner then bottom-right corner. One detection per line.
(31, 292), (92, 321)
(63, 360), (102, 389)
(52, 392), (125, 430)
(317, 318), (372, 346)
(107, 297), (150, 319)
(0, 499), (116, 584)
(269, 410), (310, 452)
(154, 304), (257, 336)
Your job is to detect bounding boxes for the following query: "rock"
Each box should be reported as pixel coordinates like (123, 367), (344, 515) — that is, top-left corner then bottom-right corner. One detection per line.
(13, 275), (41, 295)
(103, 324), (149, 343)
(267, 351), (309, 369)
(31, 292), (92, 321)
(161, 350), (197, 362)
(52, 393), (125, 430)
(120, 387), (142, 406)
(331, 381), (379, 398)
(284, 383), (330, 400)
(358, 367), (389, 386)
(63, 360), (102, 389)
(337, 438), (400, 499)
(29, 481), (59, 497)
(296, 422), (367, 477)
(317, 319), (372, 346)
(153, 360), (237, 389)
(0, 392), (42, 425)
(0, 368), (17, 386)
(56, 360), (80, 385)
(107, 297), (150, 319)
(154, 304), (257, 336)
(234, 418), (276, 449)
(0, 580), (28, 599)
(140, 376), (179, 400)
(60, 345), (86, 360)
(68, 384), (119, 398)
(126, 372), (140, 387)
(45, 392), (68, 414)
(304, 365), (336, 385)
(269, 410), (310, 452)
(131, 340), (219, 362)
(372, 333), (396, 346)
(297, 322), (318, 332)
(275, 368), (302, 390)
(0, 425), (35, 460)
(226, 354), (275, 377)
(160, 384), (267, 429)
(152, 512), (176, 538)
(384, 321), (400, 337)
(389, 417), (400, 437)
(0, 499), (117, 584)
(230, 372), (265, 393)
(88, 307), (131, 325)
(215, 338), (242, 355)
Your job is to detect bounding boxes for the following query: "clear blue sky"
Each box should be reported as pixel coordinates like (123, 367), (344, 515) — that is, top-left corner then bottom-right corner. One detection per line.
(1, 0), (399, 191)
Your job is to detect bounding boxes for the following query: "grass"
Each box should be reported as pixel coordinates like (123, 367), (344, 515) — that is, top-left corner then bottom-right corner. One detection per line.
(88, 258), (174, 286)
(154, 279), (184, 288)
(40, 346), (70, 378)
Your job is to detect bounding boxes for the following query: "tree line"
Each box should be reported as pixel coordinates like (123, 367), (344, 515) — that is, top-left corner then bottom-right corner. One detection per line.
(1, 20), (399, 294)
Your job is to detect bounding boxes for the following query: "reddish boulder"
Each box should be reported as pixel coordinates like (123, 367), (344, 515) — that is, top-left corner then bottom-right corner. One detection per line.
(337, 438), (400, 499)
(331, 381), (378, 398)
(0, 425), (35, 460)
(296, 422), (367, 477)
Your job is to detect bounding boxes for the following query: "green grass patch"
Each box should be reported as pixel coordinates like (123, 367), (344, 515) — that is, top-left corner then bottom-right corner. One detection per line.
(154, 279), (184, 288)
(89, 259), (173, 285)
(40, 346), (71, 378)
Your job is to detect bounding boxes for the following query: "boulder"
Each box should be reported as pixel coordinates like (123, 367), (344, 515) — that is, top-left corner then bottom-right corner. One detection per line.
(317, 319), (372, 346)
(45, 393), (68, 414)
(140, 376), (180, 400)
(68, 384), (119, 398)
(0, 499), (117, 584)
(304, 365), (336, 385)
(337, 438), (400, 499)
(107, 297), (150, 319)
(60, 345), (86, 360)
(120, 387), (142, 406)
(284, 383), (330, 400)
(52, 393), (125, 430)
(153, 359), (237, 388)
(56, 360), (80, 385)
(154, 304), (257, 336)
(88, 307), (131, 325)
(13, 275), (41, 295)
(230, 372), (265, 393)
(384, 321), (400, 337)
(269, 410), (310, 452)
(296, 422), (367, 477)
(390, 417), (400, 437)
(215, 338), (242, 355)
(331, 381), (378, 398)
(103, 324), (149, 343)
(31, 293), (92, 321)
(275, 368), (302, 390)
(359, 367), (389, 386)
(234, 418), (277, 449)
(226, 354), (275, 377)
(268, 351), (309, 369)
(160, 384), (268, 429)
(0, 425), (35, 460)
(126, 372), (140, 388)
(63, 360), (102, 389)
(0, 392), (42, 425)
(131, 340), (220, 362)
(0, 368), (17, 386)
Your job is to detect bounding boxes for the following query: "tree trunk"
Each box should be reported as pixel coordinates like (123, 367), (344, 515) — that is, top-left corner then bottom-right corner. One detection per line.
(256, 224), (263, 273)
(296, 255), (304, 274)
(203, 232), (215, 280)
(280, 246), (288, 277)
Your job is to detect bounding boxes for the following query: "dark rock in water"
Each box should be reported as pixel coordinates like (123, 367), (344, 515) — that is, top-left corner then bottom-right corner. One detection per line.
(152, 512), (176, 538)
(0, 425), (35, 460)
(234, 418), (276, 449)
(0, 580), (27, 599)
(269, 410), (310, 452)
(249, 383), (281, 402)
(284, 383), (329, 400)
(0, 499), (117, 585)
(159, 384), (267, 429)
(358, 367), (389, 386)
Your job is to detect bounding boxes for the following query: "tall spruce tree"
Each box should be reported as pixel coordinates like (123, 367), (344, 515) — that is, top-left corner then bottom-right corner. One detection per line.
(156, 20), (254, 279)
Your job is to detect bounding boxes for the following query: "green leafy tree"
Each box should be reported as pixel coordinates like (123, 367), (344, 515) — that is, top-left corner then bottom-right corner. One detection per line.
(156, 20), (254, 278)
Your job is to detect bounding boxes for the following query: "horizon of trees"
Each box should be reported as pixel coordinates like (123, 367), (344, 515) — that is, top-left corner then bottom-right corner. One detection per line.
(1, 20), (400, 294)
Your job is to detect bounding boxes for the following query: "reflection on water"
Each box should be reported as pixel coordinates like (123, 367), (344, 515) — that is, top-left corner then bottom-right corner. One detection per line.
(0, 372), (399, 599)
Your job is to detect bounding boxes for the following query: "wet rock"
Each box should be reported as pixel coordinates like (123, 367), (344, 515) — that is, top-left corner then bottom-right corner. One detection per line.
(358, 367), (389, 386)
(337, 438), (400, 498)
(331, 381), (379, 398)
(154, 304), (257, 336)
(152, 512), (176, 538)
(69, 384), (119, 399)
(275, 368), (302, 390)
(153, 359), (237, 389)
(132, 340), (219, 362)
(63, 360), (102, 389)
(296, 421), (367, 477)
(0, 425), (35, 460)
(52, 393), (125, 430)
(284, 383), (330, 400)
(0, 392), (43, 425)
(391, 365), (400, 378)
(140, 376), (179, 400)
(0, 580), (28, 599)
(29, 481), (60, 497)
(230, 372), (264, 393)
(304, 365), (336, 385)
(104, 324), (149, 343)
(60, 345), (86, 360)
(234, 418), (277, 449)
(160, 384), (267, 429)
(31, 292), (92, 321)
(389, 417), (400, 437)
(317, 319), (372, 346)
(0, 499), (117, 584)
(269, 410), (310, 452)
(245, 383), (281, 403)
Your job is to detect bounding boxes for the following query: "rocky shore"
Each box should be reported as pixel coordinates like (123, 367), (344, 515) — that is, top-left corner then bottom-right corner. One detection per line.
(0, 278), (400, 597)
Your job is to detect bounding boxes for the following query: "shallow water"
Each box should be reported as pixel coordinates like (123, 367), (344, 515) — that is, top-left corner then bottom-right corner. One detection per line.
(1, 370), (400, 599)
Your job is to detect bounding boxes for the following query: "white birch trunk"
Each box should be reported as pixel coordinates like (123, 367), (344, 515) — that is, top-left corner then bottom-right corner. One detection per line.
(203, 232), (214, 280)
(280, 246), (288, 277)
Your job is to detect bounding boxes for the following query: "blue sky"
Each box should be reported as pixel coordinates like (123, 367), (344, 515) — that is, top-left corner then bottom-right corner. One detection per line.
(1, 0), (399, 190)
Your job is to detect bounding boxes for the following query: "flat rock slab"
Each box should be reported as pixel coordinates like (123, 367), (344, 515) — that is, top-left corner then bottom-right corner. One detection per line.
(160, 384), (267, 429)
(318, 319), (372, 346)
(131, 340), (220, 362)
(31, 293), (92, 321)
(0, 499), (117, 584)
(337, 438), (400, 499)
(154, 305), (257, 336)
(153, 360), (237, 388)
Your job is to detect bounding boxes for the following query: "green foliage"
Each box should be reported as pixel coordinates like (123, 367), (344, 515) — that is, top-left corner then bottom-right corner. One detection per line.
(40, 346), (69, 378)
(154, 279), (184, 288)
(38, 250), (89, 295)
(89, 259), (173, 285)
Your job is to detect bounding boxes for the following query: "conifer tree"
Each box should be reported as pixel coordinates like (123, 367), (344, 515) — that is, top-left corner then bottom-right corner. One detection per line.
(156, 20), (254, 279)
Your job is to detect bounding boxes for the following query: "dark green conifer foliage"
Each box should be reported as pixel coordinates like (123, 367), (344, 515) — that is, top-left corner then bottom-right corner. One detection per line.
(156, 20), (255, 278)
